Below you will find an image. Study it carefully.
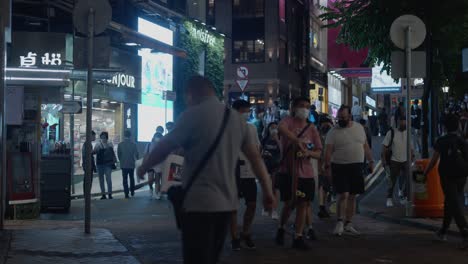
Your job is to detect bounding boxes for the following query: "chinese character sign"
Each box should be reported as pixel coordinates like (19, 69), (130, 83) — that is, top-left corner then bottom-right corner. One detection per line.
(19, 52), (63, 67)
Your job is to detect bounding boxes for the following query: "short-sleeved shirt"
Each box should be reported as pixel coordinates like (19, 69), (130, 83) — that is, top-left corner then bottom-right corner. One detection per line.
(382, 129), (413, 162)
(325, 121), (366, 164)
(279, 116), (322, 178)
(164, 96), (254, 212)
(239, 124), (260, 179)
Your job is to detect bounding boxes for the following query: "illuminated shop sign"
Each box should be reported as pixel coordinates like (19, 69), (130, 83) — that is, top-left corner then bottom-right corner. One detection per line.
(186, 22), (216, 46)
(20, 52), (63, 67)
(106, 73), (136, 89)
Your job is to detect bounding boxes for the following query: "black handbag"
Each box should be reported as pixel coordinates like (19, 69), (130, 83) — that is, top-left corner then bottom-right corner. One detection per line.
(168, 107), (231, 229)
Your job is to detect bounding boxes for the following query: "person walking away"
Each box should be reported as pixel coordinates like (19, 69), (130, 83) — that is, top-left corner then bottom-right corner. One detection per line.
(94, 132), (117, 199)
(230, 100), (261, 251)
(137, 76), (274, 264)
(145, 132), (163, 199)
(118, 130), (139, 199)
(424, 114), (468, 248)
(82, 130), (96, 194)
(261, 122), (282, 220)
(378, 108), (389, 136)
(317, 117), (333, 219)
(324, 105), (374, 236)
(352, 101), (363, 122)
(275, 97), (322, 250)
(381, 117), (414, 207)
(411, 100), (422, 153)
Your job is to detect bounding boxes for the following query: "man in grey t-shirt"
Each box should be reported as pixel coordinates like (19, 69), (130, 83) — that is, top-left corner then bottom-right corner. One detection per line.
(324, 105), (374, 237)
(137, 76), (273, 264)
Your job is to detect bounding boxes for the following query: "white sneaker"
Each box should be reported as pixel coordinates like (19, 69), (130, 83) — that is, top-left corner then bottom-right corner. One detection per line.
(261, 209), (269, 217)
(344, 223), (361, 236)
(386, 198), (394, 207)
(333, 221), (344, 236)
(271, 211), (279, 220)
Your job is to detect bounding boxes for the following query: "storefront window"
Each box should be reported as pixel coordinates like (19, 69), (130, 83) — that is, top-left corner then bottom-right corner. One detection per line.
(64, 102), (123, 175)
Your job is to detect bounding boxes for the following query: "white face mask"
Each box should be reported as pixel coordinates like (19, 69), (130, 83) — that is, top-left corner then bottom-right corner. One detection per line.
(295, 108), (310, 119)
(242, 113), (250, 121)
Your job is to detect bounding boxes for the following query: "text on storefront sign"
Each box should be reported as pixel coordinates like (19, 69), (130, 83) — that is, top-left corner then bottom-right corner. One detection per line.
(107, 74), (136, 88)
(20, 52), (63, 67)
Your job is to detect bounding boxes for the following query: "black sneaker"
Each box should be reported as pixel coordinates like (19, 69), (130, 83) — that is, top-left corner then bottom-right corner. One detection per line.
(318, 209), (331, 219)
(292, 236), (309, 251)
(306, 229), (317, 241)
(231, 239), (241, 251)
(108, 195), (113, 199)
(275, 228), (285, 246)
(131, 192), (135, 197)
(242, 234), (256, 250)
(125, 194), (130, 199)
(100, 195), (107, 200)
(459, 238), (468, 250)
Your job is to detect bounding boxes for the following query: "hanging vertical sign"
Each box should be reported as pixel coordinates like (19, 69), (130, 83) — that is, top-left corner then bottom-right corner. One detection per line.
(236, 66), (249, 91)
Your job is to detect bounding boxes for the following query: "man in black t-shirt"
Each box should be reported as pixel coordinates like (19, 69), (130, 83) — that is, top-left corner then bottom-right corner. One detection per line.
(424, 114), (468, 248)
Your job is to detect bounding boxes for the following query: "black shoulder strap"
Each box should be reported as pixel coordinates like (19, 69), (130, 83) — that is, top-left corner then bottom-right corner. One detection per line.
(183, 107), (231, 195)
(280, 123), (312, 165)
(389, 128), (395, 147)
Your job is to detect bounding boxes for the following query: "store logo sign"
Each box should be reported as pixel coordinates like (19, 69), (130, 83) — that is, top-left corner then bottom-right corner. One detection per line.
(20, 52), (63, 67)
(107, 74), (136, 88)
(188, 24), (216, 46)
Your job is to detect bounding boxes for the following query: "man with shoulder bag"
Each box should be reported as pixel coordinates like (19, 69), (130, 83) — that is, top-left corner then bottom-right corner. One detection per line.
(137, 76), (274, 264)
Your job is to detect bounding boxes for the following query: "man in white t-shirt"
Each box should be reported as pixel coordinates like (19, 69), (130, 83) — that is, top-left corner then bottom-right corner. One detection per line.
(382, 117), (414, 207)
(231, 100), (261, 251)
(324, 106), (374, 236)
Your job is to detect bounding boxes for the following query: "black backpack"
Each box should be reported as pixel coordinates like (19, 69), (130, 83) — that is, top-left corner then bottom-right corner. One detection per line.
(447, 135), (468, 177)
(96, 143), (115, 165)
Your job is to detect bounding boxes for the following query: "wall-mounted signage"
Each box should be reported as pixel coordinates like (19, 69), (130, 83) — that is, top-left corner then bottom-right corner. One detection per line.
(186, 22), (216, 46)
(366, 95), (376, 108)
(371, 63), (401, 94)
(106, 73), (136, 88)
(20, 52), (63, 67)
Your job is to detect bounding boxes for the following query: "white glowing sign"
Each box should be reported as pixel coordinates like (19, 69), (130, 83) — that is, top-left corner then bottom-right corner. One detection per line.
(187, 23), (216, 46)
(20, 52), (62, 67)
(106, 74), (136, 88)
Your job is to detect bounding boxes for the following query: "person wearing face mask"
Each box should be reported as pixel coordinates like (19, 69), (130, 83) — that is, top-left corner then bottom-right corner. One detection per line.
(94, 132), (117, 200)
(261, 122), (282, 220)
(324, 105), (374, 236)
(411, 100), (422, 153)
(275, 97), (322, 250)
(230, 99), (261, 251)
(145, 131), (164, 199)
(382, 117), (414, 207)
(317, 116), (333, 219)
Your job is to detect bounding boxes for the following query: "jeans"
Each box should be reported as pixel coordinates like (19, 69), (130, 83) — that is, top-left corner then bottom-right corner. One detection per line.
(387, 161), (408, 198)
(97, 165), (113, 196)
(122, 168), (135, 196)
(440, 176), (468, 237)
(181, 211), (232, 264)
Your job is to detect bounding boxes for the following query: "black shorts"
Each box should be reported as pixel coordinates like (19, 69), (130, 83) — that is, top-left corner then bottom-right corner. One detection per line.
(237, 178), (257, 204)
(331, 163), (365, 195)
(278, 173), (315, 202)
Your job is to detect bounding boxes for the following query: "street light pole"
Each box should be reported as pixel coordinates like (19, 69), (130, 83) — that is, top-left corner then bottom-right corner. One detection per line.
(0, 16), (6, 231)
(405, 26), (413, 217)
